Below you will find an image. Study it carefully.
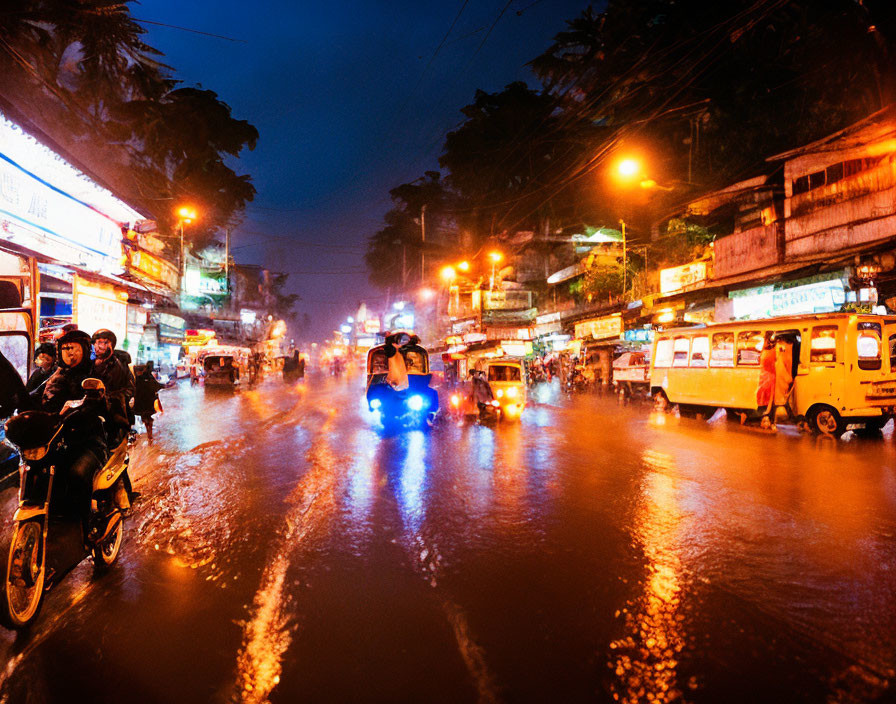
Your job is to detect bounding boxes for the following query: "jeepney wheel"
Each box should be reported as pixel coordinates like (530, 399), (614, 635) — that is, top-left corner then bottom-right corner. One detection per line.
(653, 389), (670, 413)
(808, 405), (846, 438)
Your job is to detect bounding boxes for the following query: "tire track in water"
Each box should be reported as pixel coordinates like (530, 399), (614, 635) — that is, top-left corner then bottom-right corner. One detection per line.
(389, 432), (501, 704)
(231, 407), (345, 704)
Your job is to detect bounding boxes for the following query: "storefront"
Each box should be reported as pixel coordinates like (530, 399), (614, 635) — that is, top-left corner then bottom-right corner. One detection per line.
(153, 312), (186, 372)
(0, 111), (144, 340)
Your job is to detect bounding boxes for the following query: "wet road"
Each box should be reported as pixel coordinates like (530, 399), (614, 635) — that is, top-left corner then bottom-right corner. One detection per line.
(1, 372), (895, 703)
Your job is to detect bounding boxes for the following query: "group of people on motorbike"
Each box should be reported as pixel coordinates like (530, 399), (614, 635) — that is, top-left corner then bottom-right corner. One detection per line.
(1, 325), (161, 539)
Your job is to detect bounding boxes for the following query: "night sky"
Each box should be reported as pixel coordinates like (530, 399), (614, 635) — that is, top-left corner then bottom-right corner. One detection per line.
(140, 0), (593, 340)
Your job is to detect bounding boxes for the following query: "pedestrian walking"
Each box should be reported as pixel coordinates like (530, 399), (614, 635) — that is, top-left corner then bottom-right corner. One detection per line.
(134, 361), (164, 442)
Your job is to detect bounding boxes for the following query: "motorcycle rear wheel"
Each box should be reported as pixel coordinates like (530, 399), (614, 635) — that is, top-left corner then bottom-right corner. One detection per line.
(92, 513), (123, 572)
(0, 520), (46, 630)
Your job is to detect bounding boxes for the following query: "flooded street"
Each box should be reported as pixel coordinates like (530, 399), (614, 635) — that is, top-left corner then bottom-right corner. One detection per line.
(1, 373), (895, 703)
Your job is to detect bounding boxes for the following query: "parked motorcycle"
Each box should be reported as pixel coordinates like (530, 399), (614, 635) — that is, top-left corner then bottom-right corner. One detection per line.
(0, 379), (131, 629)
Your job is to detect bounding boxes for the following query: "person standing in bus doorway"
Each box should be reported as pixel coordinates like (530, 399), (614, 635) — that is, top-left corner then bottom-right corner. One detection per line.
(763, 333), (796, 430)
(755, 331), (776, 426)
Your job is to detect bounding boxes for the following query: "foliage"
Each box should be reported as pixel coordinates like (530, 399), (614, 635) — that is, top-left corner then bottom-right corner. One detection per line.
(0, 0), (257, 249)
(364, 172), (451, 289)
(532, 0), (896, 189)
(439, 82), (600, 242)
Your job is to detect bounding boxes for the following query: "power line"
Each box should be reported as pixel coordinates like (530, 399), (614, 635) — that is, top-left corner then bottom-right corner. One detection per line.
(132, 17), (247, 43)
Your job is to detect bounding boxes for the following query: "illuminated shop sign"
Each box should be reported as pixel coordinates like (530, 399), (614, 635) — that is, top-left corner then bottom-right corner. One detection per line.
(73, 275), (127, 344)
(660, 261), (708, 295)
(127, 249), (179, 291)
(730, 275), (847, 319)
(574, 314), (623, 340)
(0, 113), (141, 271)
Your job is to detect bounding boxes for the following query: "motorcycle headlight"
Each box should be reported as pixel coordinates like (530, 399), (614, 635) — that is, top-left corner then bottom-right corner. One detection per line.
(407, 395), (425, 411)
(450, 394), (461, 407)
(22, 445), (49, 461)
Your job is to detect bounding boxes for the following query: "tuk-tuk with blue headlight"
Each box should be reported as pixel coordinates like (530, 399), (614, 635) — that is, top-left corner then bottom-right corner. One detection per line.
(366, 332), (439, 429)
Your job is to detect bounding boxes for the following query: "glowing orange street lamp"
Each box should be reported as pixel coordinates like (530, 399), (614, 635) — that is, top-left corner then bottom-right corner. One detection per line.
(440, 265), (457, 283)
(457, 260), (470, 273)
(175, 205), (199, 293)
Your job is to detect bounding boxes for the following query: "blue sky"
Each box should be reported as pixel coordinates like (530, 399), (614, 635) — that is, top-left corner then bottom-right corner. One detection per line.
(139, 0), (593, 338)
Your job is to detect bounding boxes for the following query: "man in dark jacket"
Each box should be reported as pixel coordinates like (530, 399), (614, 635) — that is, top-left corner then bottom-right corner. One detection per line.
(26, 342), (56, 402)
(40, 329), (110, 534)
(42, 330), (96, 413)
(89, 329), (133, 443)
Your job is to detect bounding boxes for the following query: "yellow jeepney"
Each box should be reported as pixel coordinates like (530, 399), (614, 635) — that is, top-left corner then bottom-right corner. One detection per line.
(649, 313), (896, 436)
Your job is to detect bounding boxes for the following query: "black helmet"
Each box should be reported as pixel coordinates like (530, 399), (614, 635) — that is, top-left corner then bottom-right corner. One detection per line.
(91, 328), (117, 348)
(34, 342), (56, 360)
(56, 329), (93, 371)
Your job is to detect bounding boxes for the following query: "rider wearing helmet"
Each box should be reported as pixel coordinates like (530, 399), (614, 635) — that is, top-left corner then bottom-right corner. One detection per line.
(39, 329), (110, 534)
(90, 329), (134, 444)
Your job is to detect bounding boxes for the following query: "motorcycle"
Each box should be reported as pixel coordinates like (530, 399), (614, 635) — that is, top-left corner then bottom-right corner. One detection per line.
(0, 378), (131, 629)
(565, 368), (589, 394)
(447, 391), (502, 424)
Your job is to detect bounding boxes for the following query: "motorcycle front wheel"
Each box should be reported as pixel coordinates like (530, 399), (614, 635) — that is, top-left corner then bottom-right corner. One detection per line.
(0, 519), (46, 629)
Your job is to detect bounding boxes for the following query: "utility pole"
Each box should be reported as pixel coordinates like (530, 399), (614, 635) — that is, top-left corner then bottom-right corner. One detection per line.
(620, 219), (627, 296)
(179, 220), (185, 295)
(224, 227), (230, 294)
(420, 204), (427, 284)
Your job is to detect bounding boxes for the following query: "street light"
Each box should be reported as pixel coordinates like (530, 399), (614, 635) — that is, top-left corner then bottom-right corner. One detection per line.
(457, 260), (470, 273)
(440, 265), (457, 283)
(488, 251), (503, 291)
(175, 205), (198, 294)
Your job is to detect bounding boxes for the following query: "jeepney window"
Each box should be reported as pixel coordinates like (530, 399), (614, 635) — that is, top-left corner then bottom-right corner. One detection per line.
(736, 331), (763, 365)
(710, 333), (734, 367)
(890, 334), (896, 372)
(810, 326), (838, 363)
(672, 337), (690, 367)
(689, 335), (709, 367)
(857, 322), (882, 370)
(654, 338), (673, 367)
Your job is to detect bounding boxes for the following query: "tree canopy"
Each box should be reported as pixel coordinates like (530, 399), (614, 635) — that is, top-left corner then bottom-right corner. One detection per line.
(0, 0), (258, 248)
(367, 0), (896, 290)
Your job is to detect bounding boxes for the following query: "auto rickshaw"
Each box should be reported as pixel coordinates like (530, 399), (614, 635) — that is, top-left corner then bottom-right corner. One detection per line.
(479, 358), (526, 421)
(366, 332), (439, 429)
(198, 346), (247, 388)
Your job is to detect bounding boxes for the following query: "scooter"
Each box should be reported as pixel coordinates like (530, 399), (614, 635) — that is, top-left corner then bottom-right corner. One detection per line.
(0, 379), (131, 629)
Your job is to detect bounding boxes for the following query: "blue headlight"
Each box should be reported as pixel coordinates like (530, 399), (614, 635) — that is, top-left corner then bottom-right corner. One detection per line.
(370, 398), (381, 410)
(407, 395), (425, 411)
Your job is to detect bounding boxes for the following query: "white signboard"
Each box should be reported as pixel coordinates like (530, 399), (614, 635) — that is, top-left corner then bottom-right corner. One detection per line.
(575, 315), (623, 341)
(660, 261), (707, 295)
(73, 276), (127, 345)
(0, 113), (139, 271)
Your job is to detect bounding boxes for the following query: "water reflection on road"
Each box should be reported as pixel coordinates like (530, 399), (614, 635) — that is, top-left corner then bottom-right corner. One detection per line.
(0, 374), (892, 703)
